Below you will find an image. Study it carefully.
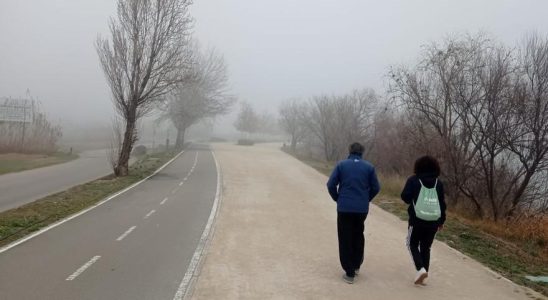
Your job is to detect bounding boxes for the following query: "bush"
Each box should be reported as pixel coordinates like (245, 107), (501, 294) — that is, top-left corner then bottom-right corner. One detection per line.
(237, 139), (254, 146)
(210, 137), (227, 142)
(132, 145), (147, 156)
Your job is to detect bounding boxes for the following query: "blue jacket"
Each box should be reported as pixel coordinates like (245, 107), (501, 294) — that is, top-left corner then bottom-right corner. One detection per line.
(326, 154), (380, 213)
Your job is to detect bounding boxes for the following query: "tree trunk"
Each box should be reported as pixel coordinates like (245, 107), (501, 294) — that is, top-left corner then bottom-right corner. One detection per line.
(114, 112), (136, 177)
(290, 135), (297, 153)
(505, 166), (538, 219)
(460, 186), (484, 219)
(175, 127), (186, 149)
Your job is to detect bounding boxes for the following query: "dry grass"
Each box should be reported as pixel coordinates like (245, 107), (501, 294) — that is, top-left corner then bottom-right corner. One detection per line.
(377, 173), (406, 198)
(471, 216), (548, 260)
(0, 153), (47, 160)
(0, 152), (77, 175)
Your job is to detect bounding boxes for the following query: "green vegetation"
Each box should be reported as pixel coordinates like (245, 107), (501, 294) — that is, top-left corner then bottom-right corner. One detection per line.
(0, 151), (176, 248)
(0, 152), (78, 175)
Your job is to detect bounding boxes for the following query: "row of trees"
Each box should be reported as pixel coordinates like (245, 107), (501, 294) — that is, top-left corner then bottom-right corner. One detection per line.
(389, 34), (548, 220)
(234, 101), (281, 137)
(96, 0), (234, 176)
(278, 89), (378, 161)
(279, 33), (548, 220)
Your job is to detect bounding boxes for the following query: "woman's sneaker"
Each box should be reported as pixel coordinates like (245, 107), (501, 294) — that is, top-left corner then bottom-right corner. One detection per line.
(342, 274), (355, 284)
(414, 268), (428, 285)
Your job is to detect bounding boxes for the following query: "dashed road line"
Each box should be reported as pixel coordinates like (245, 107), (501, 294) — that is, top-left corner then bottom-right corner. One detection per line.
(144, 210), (156, 219)
(66, 256), (101, 281)
(116, 226), (137, 241)
(161, 197), (168, 205)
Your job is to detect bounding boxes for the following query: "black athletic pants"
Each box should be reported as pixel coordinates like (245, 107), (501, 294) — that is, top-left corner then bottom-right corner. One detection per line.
(337, 212), (367, 277)
(406, 224), (437, 271)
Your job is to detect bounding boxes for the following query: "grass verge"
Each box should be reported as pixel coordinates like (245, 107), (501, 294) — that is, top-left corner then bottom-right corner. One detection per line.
(287, 150), (548, 297)
(0, 152), (78, 175)
(0, 151), (176, 249)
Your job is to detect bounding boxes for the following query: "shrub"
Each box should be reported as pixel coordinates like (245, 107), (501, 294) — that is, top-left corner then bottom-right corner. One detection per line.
(132, 145), (147, 156)
(237, 139), (254, 146)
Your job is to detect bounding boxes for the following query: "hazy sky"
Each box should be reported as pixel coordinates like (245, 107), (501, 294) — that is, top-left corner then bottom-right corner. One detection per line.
(1, 0), (548, 127)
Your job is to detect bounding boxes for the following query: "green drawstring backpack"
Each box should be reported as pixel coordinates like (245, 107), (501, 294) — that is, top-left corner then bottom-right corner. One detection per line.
(413, 179), (441, 221)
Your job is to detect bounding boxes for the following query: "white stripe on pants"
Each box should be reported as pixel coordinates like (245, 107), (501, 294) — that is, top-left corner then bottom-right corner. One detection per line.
(405, 225), (414, 265)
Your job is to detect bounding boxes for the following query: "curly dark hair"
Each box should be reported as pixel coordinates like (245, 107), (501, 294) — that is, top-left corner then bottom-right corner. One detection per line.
(414, 155), (441, 176)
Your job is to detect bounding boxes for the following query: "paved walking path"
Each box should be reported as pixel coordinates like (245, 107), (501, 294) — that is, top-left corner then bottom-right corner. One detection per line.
(191, 143), (545, 300)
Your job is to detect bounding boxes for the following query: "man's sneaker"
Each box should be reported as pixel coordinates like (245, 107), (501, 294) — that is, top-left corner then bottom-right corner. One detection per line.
(354, 268), (360, 276)
(414, 268), (428, 285)
(342, 274), (355, 284)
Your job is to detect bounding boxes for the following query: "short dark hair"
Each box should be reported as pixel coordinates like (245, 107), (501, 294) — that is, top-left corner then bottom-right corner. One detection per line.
(414, 155), (441, 176)
(349, 142), (365, 155)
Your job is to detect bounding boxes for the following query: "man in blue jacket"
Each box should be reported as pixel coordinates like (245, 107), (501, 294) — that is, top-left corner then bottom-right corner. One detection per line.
(327, 142), (380, 284)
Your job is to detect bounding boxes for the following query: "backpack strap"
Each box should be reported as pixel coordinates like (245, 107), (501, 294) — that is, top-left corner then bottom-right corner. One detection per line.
(414, 179), (424, 207)
(419, 178), (438, 188)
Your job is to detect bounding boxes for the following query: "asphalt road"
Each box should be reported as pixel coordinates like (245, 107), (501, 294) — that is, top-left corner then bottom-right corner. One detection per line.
(0, 144), (218, 300)
(0, 149), (113, 212)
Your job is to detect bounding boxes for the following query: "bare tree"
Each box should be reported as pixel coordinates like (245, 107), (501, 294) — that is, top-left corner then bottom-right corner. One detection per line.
(369, 107), (420, 175)
(162, 46), (235, 148)
(96, 0), (193, 176)
(390, 34), (495, 217)
(304, 89), (377, 161)
(389, 33), (548, 220)
(279, 99), (308, 153)
(234, 101), (259, 137)
(257, 111), (280, 136)
(334, 89), (378, 157)
(502, 33), (548, 217)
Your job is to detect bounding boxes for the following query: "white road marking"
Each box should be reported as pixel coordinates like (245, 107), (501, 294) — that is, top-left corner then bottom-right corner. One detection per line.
(174, 152), (199, 192)
(161, 197), (168, 205)
(144, 210), (156, 219)
(0, 148), (186, 255)
(116, 226), (137, 241)
(173, 150), (220, 300)
(66, 256), (101, 281)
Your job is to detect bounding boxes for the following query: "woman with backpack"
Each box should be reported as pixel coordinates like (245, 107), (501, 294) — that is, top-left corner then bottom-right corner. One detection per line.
(400, 155), (447, 285)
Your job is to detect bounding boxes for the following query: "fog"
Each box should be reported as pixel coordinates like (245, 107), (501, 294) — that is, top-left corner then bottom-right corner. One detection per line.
(1, 0), (548, 139)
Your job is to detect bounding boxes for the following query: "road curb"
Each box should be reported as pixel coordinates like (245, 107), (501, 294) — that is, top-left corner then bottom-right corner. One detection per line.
(172, 147), (224, 300)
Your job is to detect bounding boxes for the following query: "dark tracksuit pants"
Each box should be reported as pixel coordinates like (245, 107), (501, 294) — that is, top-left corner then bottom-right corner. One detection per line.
(406, 224), (437, 271)
(337, 212), (367, 277)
